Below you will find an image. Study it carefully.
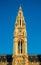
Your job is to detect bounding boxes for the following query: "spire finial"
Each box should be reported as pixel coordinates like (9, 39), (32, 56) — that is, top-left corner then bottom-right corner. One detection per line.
(19, 4), (22, 10)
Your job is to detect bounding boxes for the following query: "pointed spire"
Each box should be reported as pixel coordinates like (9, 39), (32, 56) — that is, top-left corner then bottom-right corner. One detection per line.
(18, 5), (23, 17)
(19, 5), (22, 10)
(15, 5), (25, 28)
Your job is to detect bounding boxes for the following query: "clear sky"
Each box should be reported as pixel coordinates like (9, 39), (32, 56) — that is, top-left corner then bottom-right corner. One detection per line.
(0, 0), (41, 54)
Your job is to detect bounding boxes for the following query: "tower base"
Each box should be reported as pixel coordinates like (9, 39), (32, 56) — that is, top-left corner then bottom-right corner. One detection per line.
(12, 54), (28, 65)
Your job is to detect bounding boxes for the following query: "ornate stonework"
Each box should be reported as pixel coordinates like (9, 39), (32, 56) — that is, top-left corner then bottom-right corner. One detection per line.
(14, 6), (27, 55)
(12, 6), (39, 65)
(0, 6), (41, 65)
(12, 6), (28, 65)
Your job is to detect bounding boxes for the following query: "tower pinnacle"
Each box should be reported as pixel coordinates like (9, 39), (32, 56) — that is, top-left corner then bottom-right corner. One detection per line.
(19, 5), (22, 10)
(18, 5), (23, 17)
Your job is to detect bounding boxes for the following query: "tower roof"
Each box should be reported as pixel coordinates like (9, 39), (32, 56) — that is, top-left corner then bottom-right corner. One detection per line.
(18, 5), (23, 17)
(19, 5), (22, 10)
(15, 5), (26, 28)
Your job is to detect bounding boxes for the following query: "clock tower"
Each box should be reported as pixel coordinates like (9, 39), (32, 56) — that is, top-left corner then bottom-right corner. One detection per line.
(14, 6), (27, 55)
(12, 6), (28, 65)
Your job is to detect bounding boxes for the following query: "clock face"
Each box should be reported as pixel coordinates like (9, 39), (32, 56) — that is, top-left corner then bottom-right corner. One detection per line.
(19, 29), (22, 32)
(19, 30), (21, 32)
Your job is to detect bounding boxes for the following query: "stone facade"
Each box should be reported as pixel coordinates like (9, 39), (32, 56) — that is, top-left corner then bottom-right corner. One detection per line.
(12, 6), (28, 65)
(0, 55), (41, 65)
(0, 6), (41, 65)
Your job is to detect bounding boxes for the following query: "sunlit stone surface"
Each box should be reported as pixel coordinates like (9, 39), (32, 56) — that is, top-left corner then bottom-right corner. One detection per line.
(0, 6), (41, 65)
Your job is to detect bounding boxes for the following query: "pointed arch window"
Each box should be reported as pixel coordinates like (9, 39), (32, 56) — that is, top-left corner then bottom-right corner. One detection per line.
(20, 19), (21, 26)
(18, 41), (21, 53)
(18, 40), (22, 54)
(21, 41), (22, 53)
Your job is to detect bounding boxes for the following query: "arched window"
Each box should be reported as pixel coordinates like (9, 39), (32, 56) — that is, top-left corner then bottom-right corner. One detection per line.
(18, 41), (20, 53)
(18, 40), (22, 54)
(20, 19), (21, 26)
(21, 41), (22, 53)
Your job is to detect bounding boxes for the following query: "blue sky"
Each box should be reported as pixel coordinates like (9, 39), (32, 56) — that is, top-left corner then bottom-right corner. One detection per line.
(0, 0), (41, 54)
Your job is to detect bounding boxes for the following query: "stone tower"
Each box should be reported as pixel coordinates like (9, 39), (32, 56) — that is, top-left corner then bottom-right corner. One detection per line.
(14, 6), (27, 55)
(0, 6), (40, 65)
(12, 6), (28, 65)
